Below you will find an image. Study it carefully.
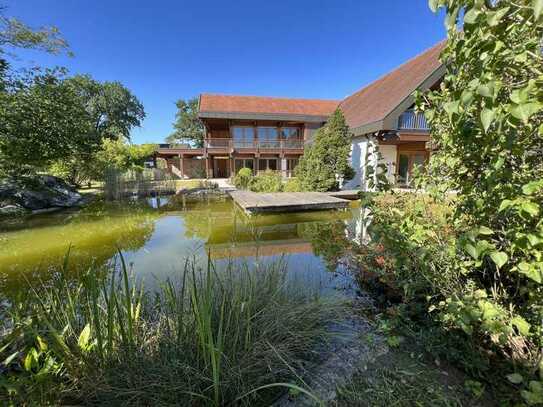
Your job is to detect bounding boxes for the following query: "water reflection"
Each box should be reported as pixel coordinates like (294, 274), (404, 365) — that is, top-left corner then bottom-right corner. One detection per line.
(0, 196), (362, 295)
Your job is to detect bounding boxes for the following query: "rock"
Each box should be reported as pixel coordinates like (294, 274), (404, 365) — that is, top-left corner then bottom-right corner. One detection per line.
(0, 175), (83, 214)
(0, 204), (27, 216)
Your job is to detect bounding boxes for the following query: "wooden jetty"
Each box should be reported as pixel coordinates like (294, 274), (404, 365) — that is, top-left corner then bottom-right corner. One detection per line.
(229, 191), (350, 214)
(326, 190), (360, 200)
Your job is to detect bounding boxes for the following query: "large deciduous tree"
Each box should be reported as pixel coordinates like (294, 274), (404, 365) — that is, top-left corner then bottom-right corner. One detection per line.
(295, 108), (354, 191)
(167, 97), (205, 148)
(0, 70), (97, 176)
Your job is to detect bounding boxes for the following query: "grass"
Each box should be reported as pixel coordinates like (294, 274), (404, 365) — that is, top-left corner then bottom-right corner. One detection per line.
(336, 350), (479, 407)
(1, 252), (343, 406)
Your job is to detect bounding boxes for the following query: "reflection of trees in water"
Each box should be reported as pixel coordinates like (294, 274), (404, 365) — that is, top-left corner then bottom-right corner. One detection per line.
(298, 220), (352, 272)
(0, 202), (158, 297)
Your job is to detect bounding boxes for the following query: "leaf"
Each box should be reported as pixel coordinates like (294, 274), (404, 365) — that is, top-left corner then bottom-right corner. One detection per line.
(507, 373), (524, 384)
(429, 0), (440, 13)
(499, 199), (513, 212)
(517, 262), (543, 284)
(521, 202), (540, 217)
(478, 226), (494, 235)
(481, 109), (495, 133)
(510, 103), (543, 124)
(2, 351), (19, 366)
(78, 324), (91, 351)
(486, 7), (509, 26)
(490, 251), (508, 269)
(464, 243), (479, 260)
(522, 180), (543, 195)
(464, 8), (481, 24)
(512, 316), (531, 336)
(36, 336), (48, 352)
(534, 0), (543, 20)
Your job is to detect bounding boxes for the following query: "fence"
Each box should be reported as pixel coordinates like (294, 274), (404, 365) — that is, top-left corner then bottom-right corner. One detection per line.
(104, 168), (177, 201)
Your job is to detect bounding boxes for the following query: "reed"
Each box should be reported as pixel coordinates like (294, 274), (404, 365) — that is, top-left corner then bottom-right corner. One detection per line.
(1, 253), (343, 406)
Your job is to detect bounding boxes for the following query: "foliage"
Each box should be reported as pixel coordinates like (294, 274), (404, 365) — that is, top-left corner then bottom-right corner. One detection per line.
(0, 254), (341, 406)
(232, 167), (253, 190)
(284, 177), (302, 192)
(249, 170), (283, 193)
(412, 0), (543, 403)
(295, 108), (354, 191)
(167, 97), (205, 148)
(66, 74), (145, 141)
(0, 7), (69, 56)
(0, 69), (98, 177)
(50, 139), (156, 187)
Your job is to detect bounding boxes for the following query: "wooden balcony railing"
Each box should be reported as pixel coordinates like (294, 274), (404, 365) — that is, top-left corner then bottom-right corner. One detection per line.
(205, 138), (304, 150)
(398, 111), (429, 131)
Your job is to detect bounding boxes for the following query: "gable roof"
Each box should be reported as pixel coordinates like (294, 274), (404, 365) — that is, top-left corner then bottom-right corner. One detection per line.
(339, 41), (446, 135)
(198, 94), (339, 122)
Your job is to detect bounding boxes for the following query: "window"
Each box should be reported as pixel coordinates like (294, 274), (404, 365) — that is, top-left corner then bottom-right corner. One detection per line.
(258, 158), (278, 172)
(232, 127), (255, 148)
(286, 158), (298, 177)
(235, 158), (254, 173)
(258, 127), (279, 148)
(281, 127), (302, 148)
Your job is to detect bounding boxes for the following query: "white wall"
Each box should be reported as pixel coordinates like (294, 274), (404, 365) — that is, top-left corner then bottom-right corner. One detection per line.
(343, 136), (369, 190)
(343, 136), (397, 190)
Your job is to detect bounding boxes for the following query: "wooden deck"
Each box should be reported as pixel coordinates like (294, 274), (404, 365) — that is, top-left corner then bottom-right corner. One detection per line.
(326, 190), (360, 200)
(229, 191), (350, 214)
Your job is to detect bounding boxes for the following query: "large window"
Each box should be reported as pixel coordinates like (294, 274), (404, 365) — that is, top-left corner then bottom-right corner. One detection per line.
(232, 127), (255, 148)
(281, 127), (302, 148)
(258, 127), (279, 148)
(234, 158), (254, 173)
(258, 158), (278, 172)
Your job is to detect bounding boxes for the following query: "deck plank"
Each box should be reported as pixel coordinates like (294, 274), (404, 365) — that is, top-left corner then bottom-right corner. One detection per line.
(229, 191), (350, 214)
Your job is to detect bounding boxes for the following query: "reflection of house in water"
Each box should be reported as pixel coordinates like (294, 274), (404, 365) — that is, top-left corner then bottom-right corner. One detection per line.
(204, 210), (351, 260)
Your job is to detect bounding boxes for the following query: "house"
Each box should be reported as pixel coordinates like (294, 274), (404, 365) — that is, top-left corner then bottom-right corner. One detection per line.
(156, 41), (445, 188)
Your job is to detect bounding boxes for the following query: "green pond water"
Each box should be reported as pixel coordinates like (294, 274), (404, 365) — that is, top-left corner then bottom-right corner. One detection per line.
(0, 195), (364, 295)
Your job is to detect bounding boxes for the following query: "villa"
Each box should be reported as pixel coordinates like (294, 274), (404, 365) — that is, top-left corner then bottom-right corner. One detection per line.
(156, 41), (445, 189)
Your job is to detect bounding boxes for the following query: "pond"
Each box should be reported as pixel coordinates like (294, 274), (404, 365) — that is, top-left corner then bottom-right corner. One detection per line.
(0, 194), (367, 296)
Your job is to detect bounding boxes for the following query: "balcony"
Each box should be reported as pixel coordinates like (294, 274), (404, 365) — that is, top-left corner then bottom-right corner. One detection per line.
(205, 138), (304, 152)
(398, 111), (429, 131)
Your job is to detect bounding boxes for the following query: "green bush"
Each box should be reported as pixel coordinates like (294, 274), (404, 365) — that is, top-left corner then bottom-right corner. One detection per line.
(249, 170), (283, 193)
(284, 178), (302, 192)
(232, 167), (253, 189)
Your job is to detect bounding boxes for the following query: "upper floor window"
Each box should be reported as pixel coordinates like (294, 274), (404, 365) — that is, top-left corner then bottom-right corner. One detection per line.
(232, 126), (255, 148)
(280, 127), (301, 139)
(258, 127), (279, 148)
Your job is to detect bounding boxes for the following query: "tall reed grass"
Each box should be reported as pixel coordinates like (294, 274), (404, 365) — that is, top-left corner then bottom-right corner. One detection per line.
(1, 252), (343, 406)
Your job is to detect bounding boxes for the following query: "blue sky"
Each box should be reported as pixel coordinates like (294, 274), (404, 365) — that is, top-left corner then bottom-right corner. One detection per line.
(5, 0), (446, 144)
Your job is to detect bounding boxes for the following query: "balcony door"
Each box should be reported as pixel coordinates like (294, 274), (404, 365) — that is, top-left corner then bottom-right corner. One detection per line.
(232, 127), (255, 149)
(397, 151), (428, 186)
(258, 127), (279, 149)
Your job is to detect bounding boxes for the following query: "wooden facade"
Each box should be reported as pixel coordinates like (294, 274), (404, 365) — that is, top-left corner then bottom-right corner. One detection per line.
(155, 118), (314, 179)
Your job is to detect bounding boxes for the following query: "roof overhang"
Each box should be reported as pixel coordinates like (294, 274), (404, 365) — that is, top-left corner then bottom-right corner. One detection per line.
(350, 63), (446, 137)
(198, 111), (329, 123)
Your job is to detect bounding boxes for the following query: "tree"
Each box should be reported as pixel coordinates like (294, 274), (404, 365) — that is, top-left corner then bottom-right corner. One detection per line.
(167, 97), (205, 147)
(66, 75), (145, 140)
(0, 7), (69, 55)
(0, 70), (98, 177)
(418, 0), (543, 402)
(295, 108), (354, 191)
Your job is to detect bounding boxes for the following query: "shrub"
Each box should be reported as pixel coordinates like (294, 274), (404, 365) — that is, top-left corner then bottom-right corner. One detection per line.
(232, 167), (253, 189)
(284, 178), (302, 192)
(249, 170), (283, 193)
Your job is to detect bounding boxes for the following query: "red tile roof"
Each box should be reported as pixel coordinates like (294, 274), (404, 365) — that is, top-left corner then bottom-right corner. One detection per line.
(199, 94), (339, 118)
(339, 41), (446, 130)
